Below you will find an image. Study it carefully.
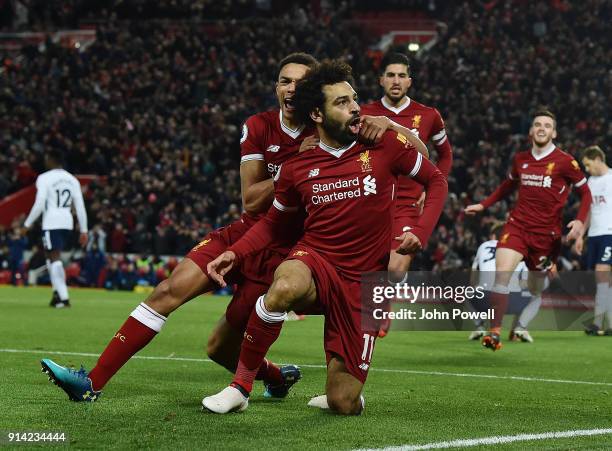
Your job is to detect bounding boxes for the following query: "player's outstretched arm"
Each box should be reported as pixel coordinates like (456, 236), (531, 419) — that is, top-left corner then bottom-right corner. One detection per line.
(464, 203), (484, 215)
(213, 202), (297, 286)
(468, 178), (518, 213)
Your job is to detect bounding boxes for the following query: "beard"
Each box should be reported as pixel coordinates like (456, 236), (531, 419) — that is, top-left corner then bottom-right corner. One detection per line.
(533, 134), (552, 147)
(321, 114), (359, 146)
(386, 87), (407, 103)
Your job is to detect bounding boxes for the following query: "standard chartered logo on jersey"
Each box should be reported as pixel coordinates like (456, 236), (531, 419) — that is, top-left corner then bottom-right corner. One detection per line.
(311, 175), (377, 205)
(521, 173), (552, 188)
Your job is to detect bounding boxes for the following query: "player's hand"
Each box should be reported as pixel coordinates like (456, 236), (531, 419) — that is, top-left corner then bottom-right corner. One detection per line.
(299, 135), (319, 153)
(464, 203), (484, 215)
(79, 232), (88, 248)
(565, 219), (584, 242)
(207, 251), (237, 288)
(573, 236), (584, 255)
(21, 227), (29, 237)
(416, 191), (426, 215)
(395, 232), (422, 255)
(359, 115), (391, 144)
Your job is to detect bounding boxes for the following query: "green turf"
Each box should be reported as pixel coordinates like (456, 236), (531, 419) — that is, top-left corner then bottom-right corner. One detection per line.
(0, 286), (611, 450)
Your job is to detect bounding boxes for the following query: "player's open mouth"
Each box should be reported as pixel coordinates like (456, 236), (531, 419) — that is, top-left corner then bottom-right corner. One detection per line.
(284, 98), (295, 112)
(348, 116), (360, 134)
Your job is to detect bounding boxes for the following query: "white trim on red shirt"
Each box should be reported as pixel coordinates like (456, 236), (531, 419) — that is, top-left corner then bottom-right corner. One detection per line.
(381, 96), (411, 115)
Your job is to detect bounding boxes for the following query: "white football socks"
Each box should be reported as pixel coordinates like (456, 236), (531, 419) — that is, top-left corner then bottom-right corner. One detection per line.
(49, 260), (69, 301)
(593, 282), (608, 329)
(518, 295), (542, 329)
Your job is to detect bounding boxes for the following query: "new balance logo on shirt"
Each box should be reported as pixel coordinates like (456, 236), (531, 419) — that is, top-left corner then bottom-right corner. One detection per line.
(308, 168), (320, 178)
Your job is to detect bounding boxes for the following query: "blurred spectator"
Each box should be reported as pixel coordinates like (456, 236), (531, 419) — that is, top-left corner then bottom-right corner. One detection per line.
(82, 241), (106, 287)
(87, 224), (107, 253)
(7, 226), (28, 285)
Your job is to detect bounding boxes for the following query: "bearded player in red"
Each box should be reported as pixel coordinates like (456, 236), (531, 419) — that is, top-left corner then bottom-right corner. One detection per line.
(465, 110), (591, 350)
(39, 53), (319, 402)
(361, 52), (452, 337)
(202, 60), (447, 415)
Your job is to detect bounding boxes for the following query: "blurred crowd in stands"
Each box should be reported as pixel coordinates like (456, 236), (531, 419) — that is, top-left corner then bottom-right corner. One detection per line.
(1, 0), (610, 289)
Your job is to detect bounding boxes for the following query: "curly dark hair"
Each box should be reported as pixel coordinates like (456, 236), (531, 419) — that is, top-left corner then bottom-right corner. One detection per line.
(293, 59), (355, 126)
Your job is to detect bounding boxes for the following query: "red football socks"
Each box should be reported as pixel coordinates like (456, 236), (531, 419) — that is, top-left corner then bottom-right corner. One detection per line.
(89, 303), (166, 391)
(489, 290), (509, 330)
(255, 358), (283, 385)
(232, 297), (285, 393)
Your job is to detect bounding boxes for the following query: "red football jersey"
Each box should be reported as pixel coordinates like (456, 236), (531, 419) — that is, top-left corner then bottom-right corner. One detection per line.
(239, 109), (313, 226)
(490, 145), (588, 235)
(231, 131), (447, 281)
(361, 97), (452, 210)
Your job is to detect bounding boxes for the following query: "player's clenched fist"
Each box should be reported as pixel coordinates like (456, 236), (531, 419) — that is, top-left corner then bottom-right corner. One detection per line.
(395, 232), (422, 255)
(464, 203), (484, 215)
(207, 251), (237, 288)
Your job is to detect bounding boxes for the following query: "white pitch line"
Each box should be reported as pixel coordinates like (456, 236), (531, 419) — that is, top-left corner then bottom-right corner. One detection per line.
(2, 348), (612, 387)
(354, 428), (612, 450)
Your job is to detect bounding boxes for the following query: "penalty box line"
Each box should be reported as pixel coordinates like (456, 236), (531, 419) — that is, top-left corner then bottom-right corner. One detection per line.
(2, 348), (612, 387)
(354, 428), (612, 450)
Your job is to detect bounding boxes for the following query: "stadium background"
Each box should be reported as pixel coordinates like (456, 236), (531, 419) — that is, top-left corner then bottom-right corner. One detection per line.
(0, 0), (610, 289)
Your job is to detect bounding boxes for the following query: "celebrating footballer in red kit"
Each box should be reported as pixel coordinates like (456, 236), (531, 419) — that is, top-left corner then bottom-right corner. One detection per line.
(39, 52), (319, 403)
(465, 110), (591, 350)
(203, 60), (447, 415)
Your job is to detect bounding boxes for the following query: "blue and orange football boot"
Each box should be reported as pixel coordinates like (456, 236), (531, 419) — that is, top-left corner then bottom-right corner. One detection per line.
(482, 332), (502, 351)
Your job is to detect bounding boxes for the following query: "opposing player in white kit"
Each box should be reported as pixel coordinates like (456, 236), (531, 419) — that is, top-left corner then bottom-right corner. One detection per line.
(576, 146), (612, 335)
(469, 223), (543, 342)
(23, 150), (88, 308)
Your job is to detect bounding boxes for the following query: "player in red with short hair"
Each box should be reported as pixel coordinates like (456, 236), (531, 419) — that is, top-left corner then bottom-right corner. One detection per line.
(40, 53), (318, 402)
(465, 110), (591, 350)
(361, 52), (452, 336)
(202, 60), (447, 415)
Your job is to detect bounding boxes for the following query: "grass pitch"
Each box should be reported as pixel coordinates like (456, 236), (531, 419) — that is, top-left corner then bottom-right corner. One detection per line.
(1, 286), (611, 450)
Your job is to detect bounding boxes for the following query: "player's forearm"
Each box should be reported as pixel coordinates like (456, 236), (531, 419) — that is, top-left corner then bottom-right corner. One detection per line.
(23, 196), (44, 228)
(480, 179), (517, 208)
(242, 179), (274, 215)
(389, 121), (429, 159)
(412, 165), (448, 245)
(74, 195), (88, 233)
(228, 206), (287, 262)
(574, 183), (592, 224)
(434, 139), (453, 179)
